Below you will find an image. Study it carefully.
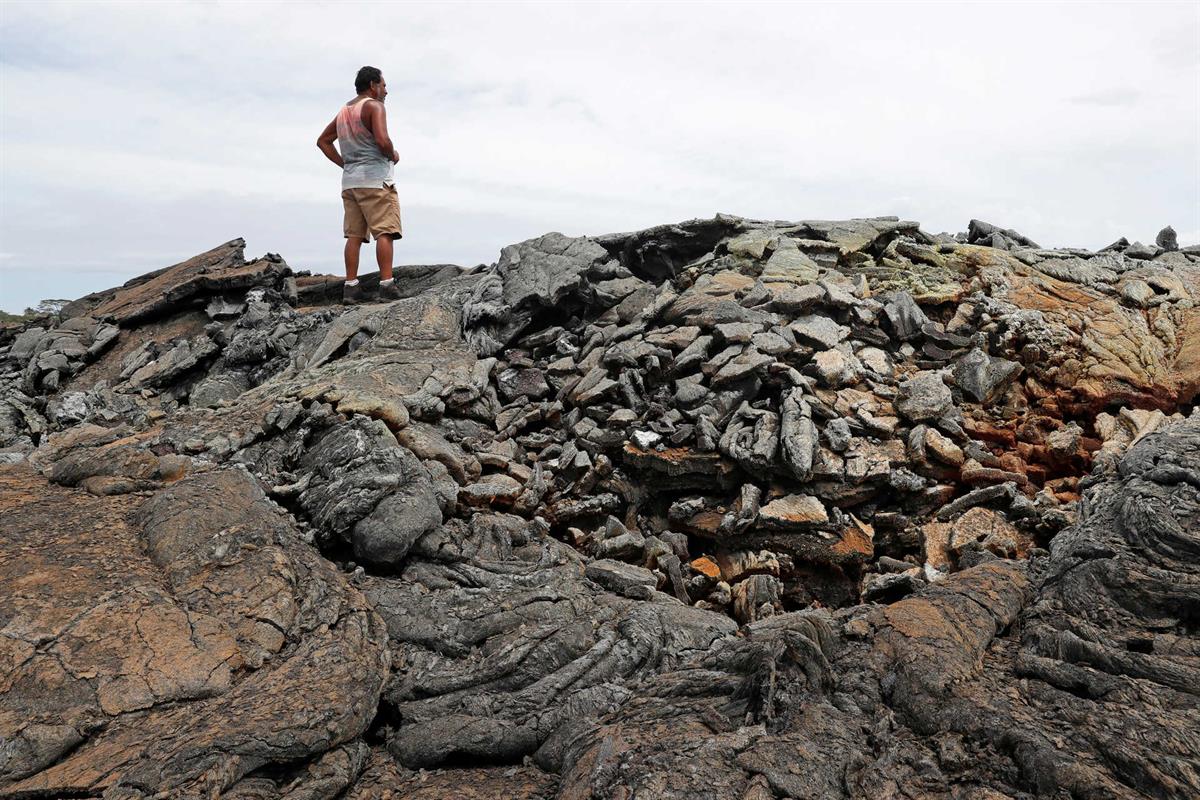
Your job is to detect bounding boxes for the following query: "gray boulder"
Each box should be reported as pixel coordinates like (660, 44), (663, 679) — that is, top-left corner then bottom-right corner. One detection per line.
(296, 417), (442, 568)
(1156, 225), (1178, 252)
(1125, 241), (1161, 260)
(585, 559), (658, 595)
(953, 348), (1023, 404)
(895, 370), (953, 422)
(882, 291), (928, 341)
(967, 219), (1039, 248)
(790, 315), (849, 349)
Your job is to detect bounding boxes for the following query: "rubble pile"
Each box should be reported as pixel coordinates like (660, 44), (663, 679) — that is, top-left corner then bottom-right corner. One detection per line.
(1, 214), (1198, 799)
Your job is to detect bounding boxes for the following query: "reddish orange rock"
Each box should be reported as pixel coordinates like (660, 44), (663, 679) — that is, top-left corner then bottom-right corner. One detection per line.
(948, 507), (1032, 559)
(961, 459), (1030, 489)
(962, 417), (1016, 447)
(831, 515), (875, 560)
(996, 453), (1028, 476)
(690, 556), (722, 579)
(758, 494), (829, 529)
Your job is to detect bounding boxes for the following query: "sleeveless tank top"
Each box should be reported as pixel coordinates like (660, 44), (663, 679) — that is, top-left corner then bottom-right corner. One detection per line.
(336, 97), (394, 190)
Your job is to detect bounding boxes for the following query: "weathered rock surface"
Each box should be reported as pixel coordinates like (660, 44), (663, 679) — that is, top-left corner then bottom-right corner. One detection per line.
(1, 214), (1197, 797)
(76, 239), (292, 325)
(0, 466), (388, 797)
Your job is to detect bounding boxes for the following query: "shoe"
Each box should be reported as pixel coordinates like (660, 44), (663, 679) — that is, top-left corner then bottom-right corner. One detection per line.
(378, 280), (402, 302)
(342, 282), (363, 304)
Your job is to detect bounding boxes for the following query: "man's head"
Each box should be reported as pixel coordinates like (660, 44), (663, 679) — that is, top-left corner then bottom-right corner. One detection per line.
(355, 66), (386, 101)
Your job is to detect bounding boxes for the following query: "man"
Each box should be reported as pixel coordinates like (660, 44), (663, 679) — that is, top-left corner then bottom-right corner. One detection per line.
(316, 66), (403, 304)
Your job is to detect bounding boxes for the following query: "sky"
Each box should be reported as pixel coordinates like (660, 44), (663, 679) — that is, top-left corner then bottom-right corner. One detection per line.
(1, 1), (1198, 312)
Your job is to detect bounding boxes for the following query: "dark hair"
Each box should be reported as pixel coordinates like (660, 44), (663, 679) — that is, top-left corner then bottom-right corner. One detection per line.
(355, 66), (383, 94)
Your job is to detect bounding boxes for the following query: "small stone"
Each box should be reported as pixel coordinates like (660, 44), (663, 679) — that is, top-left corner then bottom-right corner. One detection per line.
(819, 279), (858, 308)
(895, 370), (953, 422)
(760, 239), (820, 284)
(751, 331), (792, 356)
(547, 356), (576, 375)
(952, 348), (1022, 405)
(595, 530), (646, 560)
(824, 418), (852, 452)
(630, 430), (662, 449)
(585, 559), (657, 594)
(857, 346), (893, 377)
(758, 494), (828, 529)
(843, 617), (871, 638)
(924, 427), (964, 466)
(700, 344), (743, 377)
(575, 377), (618, 405)
(948, 507), (1028, 559)
(674, 381), (709, 407)
(645, 325), (701, 351)
(52, 392), (91, 424)
(458, 474), (524, 507)
(716, 322), (764, 344)
(863, 569), (925, 603)
(1047, 422), (1083, 457)
(608, 408), (638, 425)
(889, 468), (926, 492)
(813, 349), (848, 387)
(726, 230), (774, 259)
(882, 291), (928, 341)
(9, 327), (48, 362)
(38, 352), (71, 373)
(716, 549), (780, 583)
(767, 283), (825, 314)
(711, 349), (774, 386)
(1120, 279), (1156, 308)
(790, 315), (850, 350)
(497, 367), (550, 401)
(335, 391), (410, 430)
(690, 556), (722, 579)
(1155, 225), (1178, 252)
(1124, 241), (1159, 260)
(960, 459), (1028, 488)
(732, 574), (781, 624)
(738, 280), (772, 308)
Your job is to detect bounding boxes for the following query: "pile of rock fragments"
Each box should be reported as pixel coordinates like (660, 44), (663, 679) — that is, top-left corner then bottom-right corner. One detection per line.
(2, 215), (1198, 798)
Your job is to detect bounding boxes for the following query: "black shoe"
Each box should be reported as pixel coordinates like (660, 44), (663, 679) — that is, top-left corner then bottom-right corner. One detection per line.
(342, 282), (364, 304)
(378, 280), (402, 301)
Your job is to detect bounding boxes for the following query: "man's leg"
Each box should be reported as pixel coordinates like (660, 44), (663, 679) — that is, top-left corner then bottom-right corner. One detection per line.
(375, 235), (394, 282)
(342, 236), (366, 304)
(343, 189), (368, 281)
(345, 237), (364, 281)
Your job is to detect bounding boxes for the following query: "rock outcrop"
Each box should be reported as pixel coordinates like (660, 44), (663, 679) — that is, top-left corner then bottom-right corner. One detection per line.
(1, 214), (1197, 798)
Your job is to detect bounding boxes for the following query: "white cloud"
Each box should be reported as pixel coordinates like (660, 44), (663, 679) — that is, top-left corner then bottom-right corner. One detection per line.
(1, 0), (1197, 311)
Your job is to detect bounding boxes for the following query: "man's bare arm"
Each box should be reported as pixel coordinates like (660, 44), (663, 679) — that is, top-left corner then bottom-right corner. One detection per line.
(316, 118), (344, 167)
(365, 101), (400, 164)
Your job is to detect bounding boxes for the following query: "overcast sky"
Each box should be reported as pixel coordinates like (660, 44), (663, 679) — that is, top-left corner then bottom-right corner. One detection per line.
(1, 1), (1197, 312)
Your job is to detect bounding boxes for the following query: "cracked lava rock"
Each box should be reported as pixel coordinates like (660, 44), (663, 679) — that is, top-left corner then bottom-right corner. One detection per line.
(1, 214), (1199, 799)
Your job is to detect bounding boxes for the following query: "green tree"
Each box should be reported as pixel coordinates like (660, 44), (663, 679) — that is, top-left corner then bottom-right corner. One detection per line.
(29, 298), (71, 315)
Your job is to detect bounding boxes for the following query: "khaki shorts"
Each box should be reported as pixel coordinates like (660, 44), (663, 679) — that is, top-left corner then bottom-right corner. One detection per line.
(342, 184), (403, 241)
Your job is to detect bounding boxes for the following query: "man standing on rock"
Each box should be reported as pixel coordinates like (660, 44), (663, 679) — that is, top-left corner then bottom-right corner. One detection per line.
(316, 66), (403, 304)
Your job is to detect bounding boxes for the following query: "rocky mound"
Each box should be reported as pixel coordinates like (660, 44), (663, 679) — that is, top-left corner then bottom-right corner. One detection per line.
(1, 215), (1197, 799)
